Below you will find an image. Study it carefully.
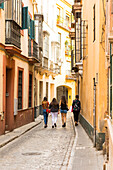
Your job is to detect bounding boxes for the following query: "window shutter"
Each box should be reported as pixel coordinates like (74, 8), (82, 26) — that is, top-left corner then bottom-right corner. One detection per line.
(0, 2), (4, 9)
(30, 20), (35, 39)
(112, 0), (113, 14)
(22, 7), (28, 29)
(28, 15), (31, 36)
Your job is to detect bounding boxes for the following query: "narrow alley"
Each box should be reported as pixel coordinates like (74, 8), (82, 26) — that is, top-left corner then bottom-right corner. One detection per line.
(0, 113), (104, 170)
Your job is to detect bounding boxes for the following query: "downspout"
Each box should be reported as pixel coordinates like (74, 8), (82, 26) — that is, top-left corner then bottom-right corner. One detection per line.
(93, 77), (96, 147)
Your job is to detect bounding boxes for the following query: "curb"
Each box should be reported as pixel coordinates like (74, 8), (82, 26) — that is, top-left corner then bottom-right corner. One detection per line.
(0, 118), (43, 149)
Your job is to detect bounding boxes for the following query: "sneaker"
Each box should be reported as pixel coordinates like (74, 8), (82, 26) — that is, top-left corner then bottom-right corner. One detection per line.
(64, 123), (66, 127)
(52, 125), (54, 128)
(44, 125), (47, 128)
(54, 123), (57, 127)
(75, 122), (78, 126)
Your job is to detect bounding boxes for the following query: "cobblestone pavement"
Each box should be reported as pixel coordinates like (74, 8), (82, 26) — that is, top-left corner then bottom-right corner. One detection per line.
(0, 113), (75, 170)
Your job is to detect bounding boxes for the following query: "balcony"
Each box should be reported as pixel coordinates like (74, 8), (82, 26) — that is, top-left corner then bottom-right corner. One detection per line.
(42, 56), (48, 69)
(66, 70), (76, 80)
(72, 0), (82, 14)
(28, 39), (39, 63)
(5, 20), (21, 49)
(69, 32), (75, 40)
(56, 15), (71, 31)
(53, 63), (60, 74)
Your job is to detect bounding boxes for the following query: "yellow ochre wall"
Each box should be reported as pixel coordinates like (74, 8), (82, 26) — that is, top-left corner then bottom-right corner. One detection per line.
(82, 0), (107, 133)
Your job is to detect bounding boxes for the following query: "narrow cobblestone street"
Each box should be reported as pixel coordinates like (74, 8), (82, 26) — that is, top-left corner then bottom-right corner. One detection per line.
(0, 113), (75, 170)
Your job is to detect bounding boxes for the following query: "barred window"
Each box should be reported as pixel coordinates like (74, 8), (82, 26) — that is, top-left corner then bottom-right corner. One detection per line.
(93, 4), (96, 42)
(29, 74), (32, 107)
(111, 0), (113, 14)
(18, 70), (23, 110)
(43, 34), (49, 58)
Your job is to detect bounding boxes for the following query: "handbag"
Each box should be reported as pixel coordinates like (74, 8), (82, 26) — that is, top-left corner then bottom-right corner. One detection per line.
(46, 109), (51, 114)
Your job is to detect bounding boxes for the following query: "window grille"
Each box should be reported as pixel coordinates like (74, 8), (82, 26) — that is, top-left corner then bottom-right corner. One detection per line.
(29, 74), (32, 107)
(18, 70), (23, 110)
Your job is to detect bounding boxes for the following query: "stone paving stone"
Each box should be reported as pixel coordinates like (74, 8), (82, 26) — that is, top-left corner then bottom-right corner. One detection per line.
(0, 113), (74, 170)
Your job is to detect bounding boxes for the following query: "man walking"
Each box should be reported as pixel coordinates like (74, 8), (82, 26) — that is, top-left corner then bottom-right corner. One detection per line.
(72, 95), (81, 126)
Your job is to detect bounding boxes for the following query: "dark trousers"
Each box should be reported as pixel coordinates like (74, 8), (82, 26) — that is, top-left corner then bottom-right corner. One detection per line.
(73, 111), (79, 122)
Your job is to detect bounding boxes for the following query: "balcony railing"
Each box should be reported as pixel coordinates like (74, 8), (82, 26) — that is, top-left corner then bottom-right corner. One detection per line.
(53, 63), (60, 74)
(28, 39), (39, 60)
(33, 40), (39, 59)
(66, 70), (76, 80)
(74, 0), (82, 3)
(42, 56), (48, 69)
(5, 20), (21, 49)
(56, 15), (71, 31)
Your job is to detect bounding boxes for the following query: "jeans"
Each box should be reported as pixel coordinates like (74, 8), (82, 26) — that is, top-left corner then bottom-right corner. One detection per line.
(43, 109), (48, 125)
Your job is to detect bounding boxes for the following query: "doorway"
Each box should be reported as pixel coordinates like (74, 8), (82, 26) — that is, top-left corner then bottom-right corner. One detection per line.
(5, 68), (14, 131)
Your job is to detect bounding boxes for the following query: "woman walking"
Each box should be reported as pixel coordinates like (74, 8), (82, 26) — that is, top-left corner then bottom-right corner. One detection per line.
(59, 96), (68, 127)
(42, 97), (49, 128)
(49, 98), (59, 128)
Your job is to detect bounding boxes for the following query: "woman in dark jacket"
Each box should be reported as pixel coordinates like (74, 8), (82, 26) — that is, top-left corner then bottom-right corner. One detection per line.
(59, 96), (68, 127)
(49, 98), (59, 128)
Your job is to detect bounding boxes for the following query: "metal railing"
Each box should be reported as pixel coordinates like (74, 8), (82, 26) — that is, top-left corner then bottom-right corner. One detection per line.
(28, 39), (39, 60)
(56, 15), (71, 31)
(5, 20), (21, 49)
(42, 56), (48, 69)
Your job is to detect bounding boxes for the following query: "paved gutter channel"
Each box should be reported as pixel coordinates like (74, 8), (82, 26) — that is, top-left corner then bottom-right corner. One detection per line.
(61, 116), (76, 170)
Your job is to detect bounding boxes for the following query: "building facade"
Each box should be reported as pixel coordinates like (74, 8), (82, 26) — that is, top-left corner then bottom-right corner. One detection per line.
(70, 0), (107, 149)
(55, 0), (76, 108)
(0, 0), (40, 135)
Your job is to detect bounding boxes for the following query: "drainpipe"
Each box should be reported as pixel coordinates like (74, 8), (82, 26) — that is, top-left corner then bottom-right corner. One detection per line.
(93, 77), (96, 147)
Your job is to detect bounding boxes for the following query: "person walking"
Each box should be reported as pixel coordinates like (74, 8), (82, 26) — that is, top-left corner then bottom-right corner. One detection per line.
(72, 95), (81, 126)
(49, 98), (59, 128)
(59, 96), (68, 127)
(42, 97), (49, 128)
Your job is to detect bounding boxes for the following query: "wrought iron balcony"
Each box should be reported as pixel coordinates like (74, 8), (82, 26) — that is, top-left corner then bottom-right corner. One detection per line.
(66, 70), (76, 80)
(42, 56), (48, 69)
(33, 40), (39, 59)
(53, 63), (60, 74)
(69, 32), (75, 40)
(5, 20), (21, 49)
(28, 39), (39, 60)
(72, 0), (82, 14)
(56, 15), (71, 31)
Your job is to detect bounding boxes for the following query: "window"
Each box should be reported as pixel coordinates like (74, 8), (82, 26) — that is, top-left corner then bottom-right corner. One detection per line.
(43, 34), (49, 58)
(58, 33), (61, 45)
(18, 70), (23, 110)
(111, 0), (113, 14)
(93, 4), (96, 42)
(0, 2), (4, 9)
(66, 15), (69, 27)
(29, 74), (32, 107)
(5, 0), (22, 27)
